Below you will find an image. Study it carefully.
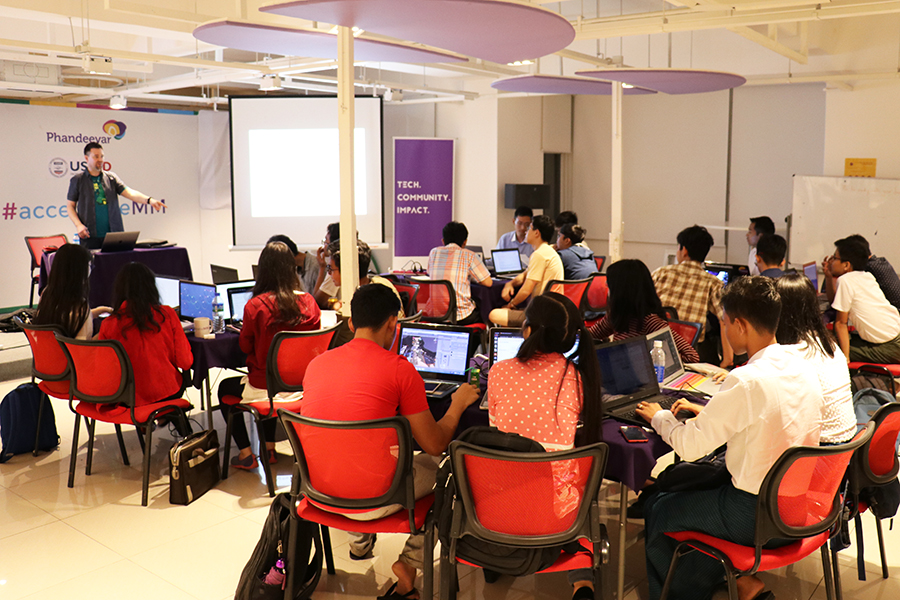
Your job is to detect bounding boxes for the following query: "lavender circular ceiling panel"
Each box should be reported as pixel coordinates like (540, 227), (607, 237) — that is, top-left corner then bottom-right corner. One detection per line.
(262, 0), (575, 64)
(576, 69), (746, 95)
(491, 74), (656, 95)
(194, 19), (466, 63)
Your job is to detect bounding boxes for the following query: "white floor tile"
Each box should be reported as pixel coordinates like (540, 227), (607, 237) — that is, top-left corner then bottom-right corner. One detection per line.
(0, 487), (58, 540)
(18, 559), (200, 600)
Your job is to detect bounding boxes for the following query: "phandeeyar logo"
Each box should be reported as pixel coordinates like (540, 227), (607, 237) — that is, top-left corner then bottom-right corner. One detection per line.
(103, 119), (126, 140)
(48, 157), (68, 178)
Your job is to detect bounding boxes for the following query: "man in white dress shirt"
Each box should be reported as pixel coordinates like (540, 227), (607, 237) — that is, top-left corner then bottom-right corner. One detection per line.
(746, 216), (775, 276)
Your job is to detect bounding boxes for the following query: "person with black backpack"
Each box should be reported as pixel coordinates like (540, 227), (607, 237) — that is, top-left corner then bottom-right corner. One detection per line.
(486, 291), (602, 600)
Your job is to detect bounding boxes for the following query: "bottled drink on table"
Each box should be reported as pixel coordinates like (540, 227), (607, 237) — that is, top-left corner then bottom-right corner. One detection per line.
(651, 340), (666, 384)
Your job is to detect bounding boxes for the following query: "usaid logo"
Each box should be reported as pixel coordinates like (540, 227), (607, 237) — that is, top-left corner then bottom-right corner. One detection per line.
(48, 157), (68, 178)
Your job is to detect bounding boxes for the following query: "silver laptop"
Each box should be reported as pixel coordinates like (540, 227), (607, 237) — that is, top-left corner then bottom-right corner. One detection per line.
(645, 327), (721, 397)
(154, 275), (181, 309)
(216, 280), (255, 321)
(397, 322), (480, 399)
(227, 287), (255, 328)
(491, 248), (524, 279)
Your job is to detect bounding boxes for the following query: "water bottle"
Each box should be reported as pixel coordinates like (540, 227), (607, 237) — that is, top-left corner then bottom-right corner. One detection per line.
(73, 233), (80, 244)
(262, 559), (285, 587)
(212, 294), (224, 334)
(651, 340), (666, 384)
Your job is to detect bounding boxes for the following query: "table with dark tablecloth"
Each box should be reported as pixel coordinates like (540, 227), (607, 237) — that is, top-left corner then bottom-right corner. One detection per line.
(40, 246), (193, 307)
(187, 331), (246, 427)
(470, 279), (508, 323)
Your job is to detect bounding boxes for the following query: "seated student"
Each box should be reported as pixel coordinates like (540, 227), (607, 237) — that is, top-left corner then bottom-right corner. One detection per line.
(218, 242), (321, 470)
(554, 211), (591, 250)
(427, 221), (492, 326)
(746, 216), (775, 276)
(489, 215), (564, 327)
(635, 276), (824, 600)
(823, 234), (900, 311)
(313, 222), (341, 309)
(652, 225), (733, 366)
(589, 259), (699, 363)
(497, 206), (535, 266)
(300, 284), (480, 598)
(267, 234), (319, 294)
(754, 233), (787, 278)
(825, 236), (900, 364)
(99, 262), (193, 407)
(34, 243), (112, 339)
(556, 224), (596, 281)
(488, 292), (601, 600)
(775, 273), (855, 444)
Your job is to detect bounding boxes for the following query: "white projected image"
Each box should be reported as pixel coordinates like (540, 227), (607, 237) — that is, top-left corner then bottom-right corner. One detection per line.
(248, 128), (367, 217)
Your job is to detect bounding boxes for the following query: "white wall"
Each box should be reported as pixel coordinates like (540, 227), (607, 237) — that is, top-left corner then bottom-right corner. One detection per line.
(824, 84), (900, 179)
(498, 96), (545, 239)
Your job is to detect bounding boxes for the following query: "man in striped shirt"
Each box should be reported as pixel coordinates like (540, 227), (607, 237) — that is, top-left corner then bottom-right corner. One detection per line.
(427, 221), (492, 325)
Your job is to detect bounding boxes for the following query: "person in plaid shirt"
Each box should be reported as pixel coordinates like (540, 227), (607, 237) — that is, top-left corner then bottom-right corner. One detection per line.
(427, 221), (492, 325)
(652, 225), (733, 367)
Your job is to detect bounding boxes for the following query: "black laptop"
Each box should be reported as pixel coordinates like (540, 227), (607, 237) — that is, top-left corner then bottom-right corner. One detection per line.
(397, 322), (480, 399)
(100, 231), (140, 252)
(211, 264), (240, 284)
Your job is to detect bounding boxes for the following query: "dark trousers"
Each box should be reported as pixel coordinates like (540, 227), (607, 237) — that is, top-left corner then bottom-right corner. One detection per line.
(218, 377), (276, 451)
(456, 307), (483, 326)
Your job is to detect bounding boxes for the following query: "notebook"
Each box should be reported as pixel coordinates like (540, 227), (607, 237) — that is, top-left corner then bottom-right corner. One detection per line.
(179, 280), (216, 321)
(488, 327), (579, 367)
(211, 264), (240, 284)
(215, 280), (254, 321)
(644, 327), (721, 397)
(154, 275), (181, 309)
(397, 322), (479, 399)
(491, 248), (525, 279)
(227, 287), (254, 328)
(100, 231), (139, 252)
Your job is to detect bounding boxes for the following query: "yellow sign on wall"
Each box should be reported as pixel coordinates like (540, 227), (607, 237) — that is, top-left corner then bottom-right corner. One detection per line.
(845, 158), (877, 177)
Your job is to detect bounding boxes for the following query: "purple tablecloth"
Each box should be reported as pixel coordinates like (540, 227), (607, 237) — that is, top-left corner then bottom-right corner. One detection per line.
(187, 331), (246, 389)
(602, 418), (672, 492)
(470, 279), (508, 323)
(40, 246), (193, 308)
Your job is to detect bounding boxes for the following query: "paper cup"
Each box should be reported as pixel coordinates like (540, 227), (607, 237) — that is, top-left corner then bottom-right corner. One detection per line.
(194, 317), (211, 337)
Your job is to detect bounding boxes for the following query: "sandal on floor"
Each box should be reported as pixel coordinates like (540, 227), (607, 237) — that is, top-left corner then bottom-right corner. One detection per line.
(572, 587), (594, 600)
(376, 582), (418, 600)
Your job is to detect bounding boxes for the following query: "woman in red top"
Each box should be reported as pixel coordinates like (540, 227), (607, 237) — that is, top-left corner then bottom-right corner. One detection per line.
(219, 242), (321, 470)
(588, 259), (699, 363)
(99, 262), (193, 406)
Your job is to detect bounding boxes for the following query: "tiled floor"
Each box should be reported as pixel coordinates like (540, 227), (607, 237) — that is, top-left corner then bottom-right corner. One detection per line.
(1, 372), (899, 600)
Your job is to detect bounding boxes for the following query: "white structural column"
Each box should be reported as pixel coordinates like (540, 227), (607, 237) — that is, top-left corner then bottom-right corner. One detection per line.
(609, 81), (624, 263)
(337, 26), (359, 316)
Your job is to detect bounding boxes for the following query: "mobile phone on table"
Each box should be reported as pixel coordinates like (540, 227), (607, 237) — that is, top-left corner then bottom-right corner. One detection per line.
(619, 425), (649, 443)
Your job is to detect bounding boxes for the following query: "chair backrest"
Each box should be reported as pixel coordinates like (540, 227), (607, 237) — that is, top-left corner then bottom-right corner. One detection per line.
(594, 256), (606, 273)
(756, 424), (873, 548)
(668, 319), (702, 348)
(413, 278), (457, 324)
(584, 274), (609, 313)
(279, 411), (416, 523)
(399, 310), (424, 323)
(380, 274), (420, 316)
(25, 234), (68, 271)
(853, 403), (900, 491)
(662, 306), (679, 321)
(547, 278), (593, 314)
(56, 336), (135, 407)
(15, 318), (69, 382)
(448, 441), (608, 547)
(266, 324), (341, 397)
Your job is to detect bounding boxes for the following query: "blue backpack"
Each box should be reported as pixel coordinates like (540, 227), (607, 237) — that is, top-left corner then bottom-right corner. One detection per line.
(0, 383), (60, 463)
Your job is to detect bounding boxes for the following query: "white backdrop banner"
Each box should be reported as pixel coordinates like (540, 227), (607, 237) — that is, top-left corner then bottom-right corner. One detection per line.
(0, 102), (201, 309)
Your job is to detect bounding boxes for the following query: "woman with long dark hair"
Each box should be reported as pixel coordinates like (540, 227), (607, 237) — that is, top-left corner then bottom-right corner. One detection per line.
(219, 241), (321, 469)
(589, 259), (698, 363)
(98, 262), (192, 406)
(34, 243), (111, 339)
(486, 291), (602, 600)
(775, 272), (855, 443)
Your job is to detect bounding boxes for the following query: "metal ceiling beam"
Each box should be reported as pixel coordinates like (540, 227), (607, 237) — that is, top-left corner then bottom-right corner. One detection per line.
(727, 25), (808, 63)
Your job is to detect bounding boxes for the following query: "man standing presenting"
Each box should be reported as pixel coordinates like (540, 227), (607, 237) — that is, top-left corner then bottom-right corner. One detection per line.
(428, 221), (492, 326)
(496, 206), (535, 266)
(67, 142), (165, 249)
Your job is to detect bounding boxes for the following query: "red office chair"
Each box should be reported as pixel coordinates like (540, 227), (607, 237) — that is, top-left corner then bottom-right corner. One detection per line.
(547, 277), (593, 316)
(220, 324), (339, 497)
(57, 336), (193, 506)
(848, 363), (900, 393)
(381, 275), (420, 317)
(594, 256), (606, 273)
(440, 440), (610, 599)
(583, 274), (609, 328)
(668, 320), (703, 349)
(25, 234), (68, 308)
(15, 317), (70, 456)
(662, 306), (680, 321)
(660, 425), (874, 600)
(409, 277), (456, 323)
(279, 411), (436, 600)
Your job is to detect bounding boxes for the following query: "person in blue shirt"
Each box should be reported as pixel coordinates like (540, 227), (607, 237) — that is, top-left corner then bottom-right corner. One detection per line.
(496, 206), (534, 265)
(755, 234), (786, 279)
(557, 224), (597, 280)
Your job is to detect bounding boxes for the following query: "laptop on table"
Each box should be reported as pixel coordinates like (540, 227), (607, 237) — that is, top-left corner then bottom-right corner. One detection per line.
(397, 322), (480, 399)
(803, 261), (818, 292)
(215, 280), (255, 322)
(154, 275), (181, 309)
(644, 328), (721, 397)
(100, 231), (140, 252)
(211, 264), (240, 284)
(491, 248), (525, 280)
(178, 280), (216, 322)
(227, 287), (255, 330)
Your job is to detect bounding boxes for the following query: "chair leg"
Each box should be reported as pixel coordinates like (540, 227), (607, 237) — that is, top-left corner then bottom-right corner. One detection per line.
(67, 414), (81, 488)
(659, 543), (685, 600)
(422, 522), (434, 600)
(831, 543), (844, 600)
(221, 409), (234, 480)
(875, 515), (889, 579)
(855, 514), (867, 581)
(284, 510), (300, 598)
(321, 525), (336, 575)
(135, 426), (146, 453)
(32, 394), (46, 456)
(114, 424), (130, 466)
(85, 418), (96, 476)
(141, 421), (153, 507)
(258, 418), (275, 498)
(439, 543), (452, 600)
(822, 544), (836, 600)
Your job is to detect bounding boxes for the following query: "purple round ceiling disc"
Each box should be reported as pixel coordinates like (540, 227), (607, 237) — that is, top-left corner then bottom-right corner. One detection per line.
(262, 0), (575, 64)
(576, 69), (746, 95)
(491, 74), (656, 95)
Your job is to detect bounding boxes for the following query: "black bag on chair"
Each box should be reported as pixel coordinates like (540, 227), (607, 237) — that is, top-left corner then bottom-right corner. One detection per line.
(168, 429), (220, 505)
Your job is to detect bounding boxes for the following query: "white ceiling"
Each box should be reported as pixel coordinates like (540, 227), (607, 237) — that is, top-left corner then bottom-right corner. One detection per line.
(1, 0), (899, 110)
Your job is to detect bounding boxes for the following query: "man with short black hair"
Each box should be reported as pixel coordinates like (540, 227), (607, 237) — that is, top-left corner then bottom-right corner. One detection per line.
(746, 216), (775, 276)
(839, 234), (900, 310)
(427, 221), (492, 325)
(301, 284), (480, 597)
(319, 239), (403, 316)
(66, 142), (165, 249)
(267, 234), (319, 293)
(489, 214), (563, 327)
(556, 224), (596, 280)
(497, 206), (535, 265)
(754, 233), (787, 278)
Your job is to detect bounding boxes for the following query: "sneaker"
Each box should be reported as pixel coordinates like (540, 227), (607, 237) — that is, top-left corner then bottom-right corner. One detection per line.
(231, 454), (258, 470)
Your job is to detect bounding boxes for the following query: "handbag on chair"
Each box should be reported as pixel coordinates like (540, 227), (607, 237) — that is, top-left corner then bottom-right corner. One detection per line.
(168, 429), (220, 505)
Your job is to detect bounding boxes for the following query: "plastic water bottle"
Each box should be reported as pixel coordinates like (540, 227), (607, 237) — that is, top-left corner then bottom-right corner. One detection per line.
(212, 294), (224, 334)
(73, 233), (80, 244)
(651, 340), (666, 384)
(262, 559), (285, 587)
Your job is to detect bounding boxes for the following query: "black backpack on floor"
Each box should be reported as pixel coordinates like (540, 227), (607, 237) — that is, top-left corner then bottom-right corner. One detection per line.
(0, 383), (59, 463)
(236, 493), (323, 600)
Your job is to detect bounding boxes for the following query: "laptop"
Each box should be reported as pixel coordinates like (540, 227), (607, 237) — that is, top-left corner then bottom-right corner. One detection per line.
(100, 231), (140, 252)
(154, 275), (181, 309)
(644, 328), (721, 397)
(252, 264), (259, 280)
(397, 322), (480, 399)
(216, 280), (254, 321)
(596, 336), (702, 427)
(705, 265), (731, 285)
(211, 264), (240, 284)
(491, 248), (525, 279)
(467, 245), (485, 264)
(803, 261), (818, 292)
(178, 280), (216, 321)
(227, 287), (255, 328)
(488, 327), (579, 367)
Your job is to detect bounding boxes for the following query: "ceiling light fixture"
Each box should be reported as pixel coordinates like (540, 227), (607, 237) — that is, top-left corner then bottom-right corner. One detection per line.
(259, 75), (283, 91)
(109, 94), (127, 109)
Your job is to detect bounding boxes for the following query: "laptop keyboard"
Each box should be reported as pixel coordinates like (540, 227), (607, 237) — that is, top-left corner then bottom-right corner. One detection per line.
(615, 394), (679, 425)
(424, 381), (457, 395)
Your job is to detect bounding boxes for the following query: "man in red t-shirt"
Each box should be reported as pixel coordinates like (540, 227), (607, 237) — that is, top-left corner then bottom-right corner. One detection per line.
(302, 284), (479, 598)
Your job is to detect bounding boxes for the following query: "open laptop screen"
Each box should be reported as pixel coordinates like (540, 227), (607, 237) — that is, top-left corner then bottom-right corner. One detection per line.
(179, 281), (216, 321)
(644, 327), (682, 384)
(398, 323), (476, 382)
(228, 288), (254, 322)
(489, 327), (579, 366)
(595, 336), (658, 405)
(491, 249), (523, 275)
(216, 280), (255, 320)
(154, 276), (180, 308)
(803, 262), (818, 292)
(705, 266), (730, 285)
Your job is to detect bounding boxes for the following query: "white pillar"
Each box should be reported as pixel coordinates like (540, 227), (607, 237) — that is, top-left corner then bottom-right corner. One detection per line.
(609, 81), (624, 264)
(337, 26), (358, 316)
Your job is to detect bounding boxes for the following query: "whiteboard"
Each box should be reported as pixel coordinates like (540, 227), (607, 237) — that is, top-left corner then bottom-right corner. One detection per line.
(790, 175), (900, 267)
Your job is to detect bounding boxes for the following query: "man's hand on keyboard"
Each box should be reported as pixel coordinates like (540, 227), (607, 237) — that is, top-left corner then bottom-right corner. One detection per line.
(635, 401), (662, 422)
(670, 399), (704, 418)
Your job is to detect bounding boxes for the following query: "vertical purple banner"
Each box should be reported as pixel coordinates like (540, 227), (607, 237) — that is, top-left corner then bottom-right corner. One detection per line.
(393, 138), (454, 257)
